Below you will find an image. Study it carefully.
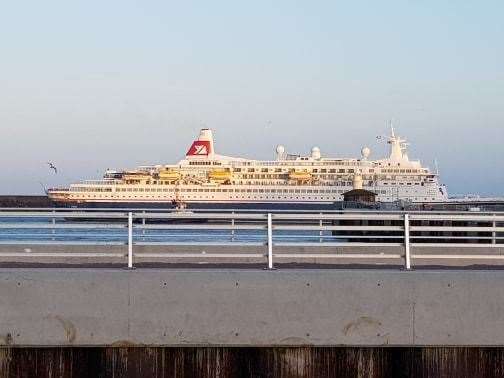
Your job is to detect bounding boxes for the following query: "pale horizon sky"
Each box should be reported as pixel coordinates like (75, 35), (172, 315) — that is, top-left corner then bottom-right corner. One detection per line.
(1, 1), (503, 196)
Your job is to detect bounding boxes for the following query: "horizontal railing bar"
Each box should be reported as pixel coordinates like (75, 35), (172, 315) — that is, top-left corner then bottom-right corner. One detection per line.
(0, 224), (127, 229)
(412, 254), (504, 259)
(135, 253), (265, 258)
(272, 235), (403, 239)
(273, 225), (405, 231)
(411, 226), (504, 232)
(0, 234), (128, 238)
(411, 235), (503, 240)
(410, 214), (504, 221)
(274, 242), (404, 247)
(411, 243), (504, 248)
(0, 241), (126, 245)
(0, 223), (500, 232)
(136, 224), (267, 230)
(2, 207), (501, 212)
(0, 212), (130, 218)
(272, 253), (402, 259)
(3, 207), (504, 213)
(6, 233), (497, 239)
(1, 213), (503, 221)
(272, 214), (405, 220)
(0, 252), (125, 257)
(2, 210), (503, 216)
(134, 241), (265, 246)
(134, 213), (267, 220)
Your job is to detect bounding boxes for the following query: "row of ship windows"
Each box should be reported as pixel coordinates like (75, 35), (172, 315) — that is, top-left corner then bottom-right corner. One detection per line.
(73, 183), (423, 193)
(91, 187), (430, 194)
(73, 195), (439, 201)
(72, 188), (435, 195)
(236, 168), (360, 174)
(191, 161), (368, 167)
(384, 182), (423, 186)
(234, 181), (425, 186)
(228, 168), (420, 174)
(188, 161), (222, 165)
(80, 188), (357, 194)
(382, 169), (426, 174)
(186, 162), (426, 173)
(121, 177), (426, 186)
(77, 195), (343, 200)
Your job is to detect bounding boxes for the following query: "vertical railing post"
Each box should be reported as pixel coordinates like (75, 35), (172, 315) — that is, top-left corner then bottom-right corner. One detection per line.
(128, 212), (133, 269)
(404, 213), (411, 270)
(267, 213), (273, 269)
(51, 209), (56, 241)
(492, 214), (497, 245)
(319, 213), (323, 243)
(141, 210), (146, 241)
(231, 211), (235, 242)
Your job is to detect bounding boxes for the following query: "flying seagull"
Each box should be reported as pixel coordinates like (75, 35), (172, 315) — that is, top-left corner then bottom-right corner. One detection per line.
(47, 162), (58, 174)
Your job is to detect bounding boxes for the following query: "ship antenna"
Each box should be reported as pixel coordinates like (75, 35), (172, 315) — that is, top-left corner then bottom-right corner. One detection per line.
(434, 159), (439, 176)
(389, 120), (396, 138)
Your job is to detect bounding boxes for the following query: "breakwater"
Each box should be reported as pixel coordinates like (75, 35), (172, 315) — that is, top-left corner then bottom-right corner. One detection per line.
(0, 196), (52, 208)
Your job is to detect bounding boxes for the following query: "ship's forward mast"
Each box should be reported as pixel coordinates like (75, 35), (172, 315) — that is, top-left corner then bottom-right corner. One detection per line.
(379, 122), (411, 163)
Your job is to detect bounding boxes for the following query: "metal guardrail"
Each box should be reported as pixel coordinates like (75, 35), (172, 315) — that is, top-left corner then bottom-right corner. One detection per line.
(0, 208), (503, 269)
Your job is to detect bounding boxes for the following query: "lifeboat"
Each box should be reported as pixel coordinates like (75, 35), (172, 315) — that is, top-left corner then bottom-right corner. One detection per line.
(122, 171), (152, 181)
(158, 169), (181, 181)
(289, 170), (312, 181)
(209, 169), (232, 181)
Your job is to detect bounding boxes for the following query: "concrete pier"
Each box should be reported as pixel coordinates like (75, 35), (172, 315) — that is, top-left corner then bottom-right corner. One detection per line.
(2, 268), (504, 347)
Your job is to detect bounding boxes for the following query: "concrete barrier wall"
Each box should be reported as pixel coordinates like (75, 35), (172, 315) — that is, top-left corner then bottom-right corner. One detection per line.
(0, 244), (406, 266)
(2, 268), (504, 347)
(2, 244), (504, 267)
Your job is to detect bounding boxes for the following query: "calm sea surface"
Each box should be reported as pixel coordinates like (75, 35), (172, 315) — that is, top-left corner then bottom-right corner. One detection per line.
(0, 217), (333, 244)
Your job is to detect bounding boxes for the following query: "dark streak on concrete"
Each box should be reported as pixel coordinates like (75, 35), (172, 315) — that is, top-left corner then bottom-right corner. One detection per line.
(48, 316), (77, 344)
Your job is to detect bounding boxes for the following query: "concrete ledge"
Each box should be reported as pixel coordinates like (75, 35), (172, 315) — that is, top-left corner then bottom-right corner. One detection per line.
(2, 269), (504, 346)
(2, 244), (504, 267)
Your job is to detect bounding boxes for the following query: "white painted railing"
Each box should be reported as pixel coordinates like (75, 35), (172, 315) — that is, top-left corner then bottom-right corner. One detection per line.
(0, 208), (502, 269)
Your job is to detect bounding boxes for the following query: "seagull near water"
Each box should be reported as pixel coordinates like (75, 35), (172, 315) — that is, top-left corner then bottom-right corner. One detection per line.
(47, 162), (58, 174)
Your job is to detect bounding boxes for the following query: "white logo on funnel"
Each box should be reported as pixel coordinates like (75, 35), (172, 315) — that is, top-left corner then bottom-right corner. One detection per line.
(194, 144), (207, 155)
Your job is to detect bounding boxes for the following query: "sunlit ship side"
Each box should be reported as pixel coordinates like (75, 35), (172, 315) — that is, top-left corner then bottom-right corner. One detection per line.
(47, 127), (448, 209)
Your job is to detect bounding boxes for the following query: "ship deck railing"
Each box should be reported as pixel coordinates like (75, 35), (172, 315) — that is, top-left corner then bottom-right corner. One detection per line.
(0, 208), (503, 269)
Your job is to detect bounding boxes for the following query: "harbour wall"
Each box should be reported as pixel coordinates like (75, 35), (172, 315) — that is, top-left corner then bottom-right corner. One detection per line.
(2, 268), (504, 347)
(0, 196), (52, 208)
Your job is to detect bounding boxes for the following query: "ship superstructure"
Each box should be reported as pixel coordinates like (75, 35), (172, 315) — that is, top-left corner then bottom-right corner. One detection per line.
(48, 128), (448, 208)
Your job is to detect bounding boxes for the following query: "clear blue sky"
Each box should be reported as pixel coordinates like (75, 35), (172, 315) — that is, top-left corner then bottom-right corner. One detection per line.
(1, 1), (503, 195)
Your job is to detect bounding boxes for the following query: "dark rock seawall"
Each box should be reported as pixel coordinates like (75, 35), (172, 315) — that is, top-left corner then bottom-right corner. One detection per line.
(0, 196), (53, 208)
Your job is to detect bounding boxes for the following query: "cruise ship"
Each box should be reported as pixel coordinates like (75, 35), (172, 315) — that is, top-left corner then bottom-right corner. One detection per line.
(47, 127), (448, 209)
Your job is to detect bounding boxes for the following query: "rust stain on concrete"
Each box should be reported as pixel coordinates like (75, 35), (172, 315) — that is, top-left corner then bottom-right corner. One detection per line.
(52, 316), (77, 343)
(343, 316), (382, 336)
(0, 333), (13, 346)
